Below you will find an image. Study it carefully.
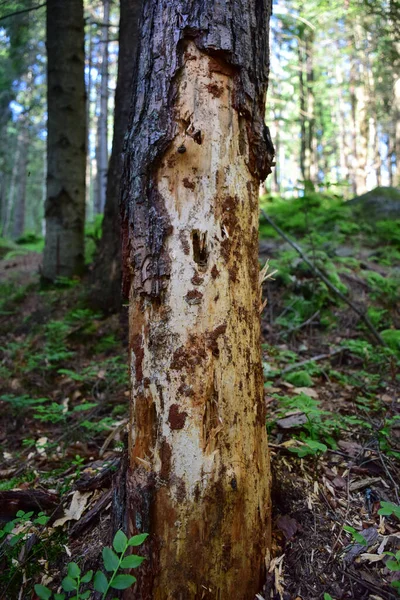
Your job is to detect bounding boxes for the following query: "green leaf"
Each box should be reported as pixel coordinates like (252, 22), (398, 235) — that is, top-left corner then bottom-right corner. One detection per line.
(9, 533), (23, 547)
(16, 510), (25, 518)
(386, 560), (400, 571)
(67, 562), (81, 579)
(324, 595), (334, 600)
(54, 595), (66, 600)
(378, 501), (400, 519)
(34, 584), (52, 600)
(110, 574), (137, 589)
(113, 530), (128, 553)
(343, 525), (356, 534)
(102, 546), (120, 571)
(128, 533), (149, 546)
(61, 576), (77, 592)
(94, 571), (108, 593)
(353, 532), (368, 545)
(120, 555), (146, 569)
(81, 570), (93, 583)
(35, 514), (50, 525)
(80, 592), (91, 600)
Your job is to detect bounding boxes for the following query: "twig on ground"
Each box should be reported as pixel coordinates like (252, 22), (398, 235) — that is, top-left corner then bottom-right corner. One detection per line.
(279, 347), (344, 375)
(260, 210), (386, 346)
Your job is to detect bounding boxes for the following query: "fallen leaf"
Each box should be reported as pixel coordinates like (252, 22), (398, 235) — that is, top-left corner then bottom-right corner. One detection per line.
(359, 553), (384, 563)
(293, 387), (318, 398)
(53, 491), (91, 527)
(276, 515), (299, 540)
(276, 412), (307, 429)
(332, 476), (346, 490)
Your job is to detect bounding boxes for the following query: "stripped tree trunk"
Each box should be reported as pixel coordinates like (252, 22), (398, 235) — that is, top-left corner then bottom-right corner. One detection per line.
(43, 0), (86, 280)
(90, 0), (142, 313)
(121, 1), (274, 598)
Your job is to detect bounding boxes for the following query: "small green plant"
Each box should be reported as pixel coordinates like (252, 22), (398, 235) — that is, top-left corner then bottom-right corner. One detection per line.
(343, 525), (368, 546)
(384, 550), (400, 592)
(284, 369), (313, 387)
(324, 594), (334, 600)
(378, 501), (400, 520)
(34, 530), (148, 599)
(0, 509), (49, 546)
(380, 329), (400, 355)
(289, 438), (327, 457)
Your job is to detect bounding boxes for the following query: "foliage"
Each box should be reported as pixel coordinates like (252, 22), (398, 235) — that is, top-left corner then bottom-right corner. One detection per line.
(343, 525), (368, 546)
(34, 530), (148, 600)
(0, 509), (65, 595)
(378, 502), (400, 520)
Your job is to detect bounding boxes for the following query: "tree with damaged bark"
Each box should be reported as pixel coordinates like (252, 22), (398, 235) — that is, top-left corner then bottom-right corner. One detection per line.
(90, 0), (143, 313)
(42, 0), (86, 281)
(120, 1), (274, 597)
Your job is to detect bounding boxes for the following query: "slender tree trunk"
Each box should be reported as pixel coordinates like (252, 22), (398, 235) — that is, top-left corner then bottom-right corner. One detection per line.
(94, 0), (110, 215)
(393, 76), (400, 186)
(121, 1), (274, 598)
(12, 125), (29, 239)
(298, 38), (307, 184)
(305, 30), (316, 184)
(4, 128), (21, 237)
(43, 0), (86, 280)
(90, 0), (142, 313)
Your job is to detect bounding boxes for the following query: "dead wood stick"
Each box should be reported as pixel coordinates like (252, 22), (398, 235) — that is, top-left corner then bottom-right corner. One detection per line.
(279, 347), (344, 375)
(260, 210), (385, 346)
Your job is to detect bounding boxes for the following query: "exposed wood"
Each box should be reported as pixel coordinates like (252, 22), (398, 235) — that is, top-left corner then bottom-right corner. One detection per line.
(121, 1), (274, 597)
(70, 489), (112, 537)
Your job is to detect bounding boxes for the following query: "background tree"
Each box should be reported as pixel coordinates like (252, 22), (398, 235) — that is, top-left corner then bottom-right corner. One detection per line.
(42, 0), (86, 280)
(121, 0), (274, 597)
(93, 0), (110, 216)
(90, 0), (142, 313)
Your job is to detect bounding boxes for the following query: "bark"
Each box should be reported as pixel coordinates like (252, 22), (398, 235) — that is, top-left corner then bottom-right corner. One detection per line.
(3, 126), (21, 237)
(298, 29), (315, 186)
(12, 125), (28, 239)
(42, 0), (86, 281)
(90, 0), (142, 313)
(121, 1), (274, 598)
(94, 0), (110, 215)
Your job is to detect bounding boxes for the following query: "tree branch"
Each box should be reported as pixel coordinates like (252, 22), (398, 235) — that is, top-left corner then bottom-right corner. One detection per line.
(260, 209), (386, 347)
(0, 2), (46, 22)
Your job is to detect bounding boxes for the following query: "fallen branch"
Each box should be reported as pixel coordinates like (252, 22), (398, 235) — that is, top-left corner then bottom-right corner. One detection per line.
(279, 347), (344, 375)
(260, 210), (386, 346)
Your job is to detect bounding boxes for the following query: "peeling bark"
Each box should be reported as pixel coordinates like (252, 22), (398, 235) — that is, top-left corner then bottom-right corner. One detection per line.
(122, 2), (273, 598)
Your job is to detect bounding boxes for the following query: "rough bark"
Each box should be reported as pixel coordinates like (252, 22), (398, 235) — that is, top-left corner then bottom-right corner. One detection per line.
(90, 0), (142, 313)
(121, 1), (274, 598)
(42, 0), (86, 281)
(94, 0), (110, 215)
(12, 124), (28, 239)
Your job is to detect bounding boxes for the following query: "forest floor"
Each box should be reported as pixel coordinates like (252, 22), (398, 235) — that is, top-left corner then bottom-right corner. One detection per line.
(0, 192), (399, 600)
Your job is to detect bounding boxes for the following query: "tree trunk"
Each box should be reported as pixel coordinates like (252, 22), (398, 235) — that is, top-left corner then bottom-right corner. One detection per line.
(90, 0), (142, 313)
(12, 124), (29, 239)
(94, 0), (110, 215)
(42, 0), (86, 281)
(3, 125), (21, 237)
(121, 1), (274, 598)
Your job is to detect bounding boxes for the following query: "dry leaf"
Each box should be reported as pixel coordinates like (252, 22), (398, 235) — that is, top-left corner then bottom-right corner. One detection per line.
(359, 553), (384, 563)
(293, 387), (318, 398)
(53, 490), (91, 527)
